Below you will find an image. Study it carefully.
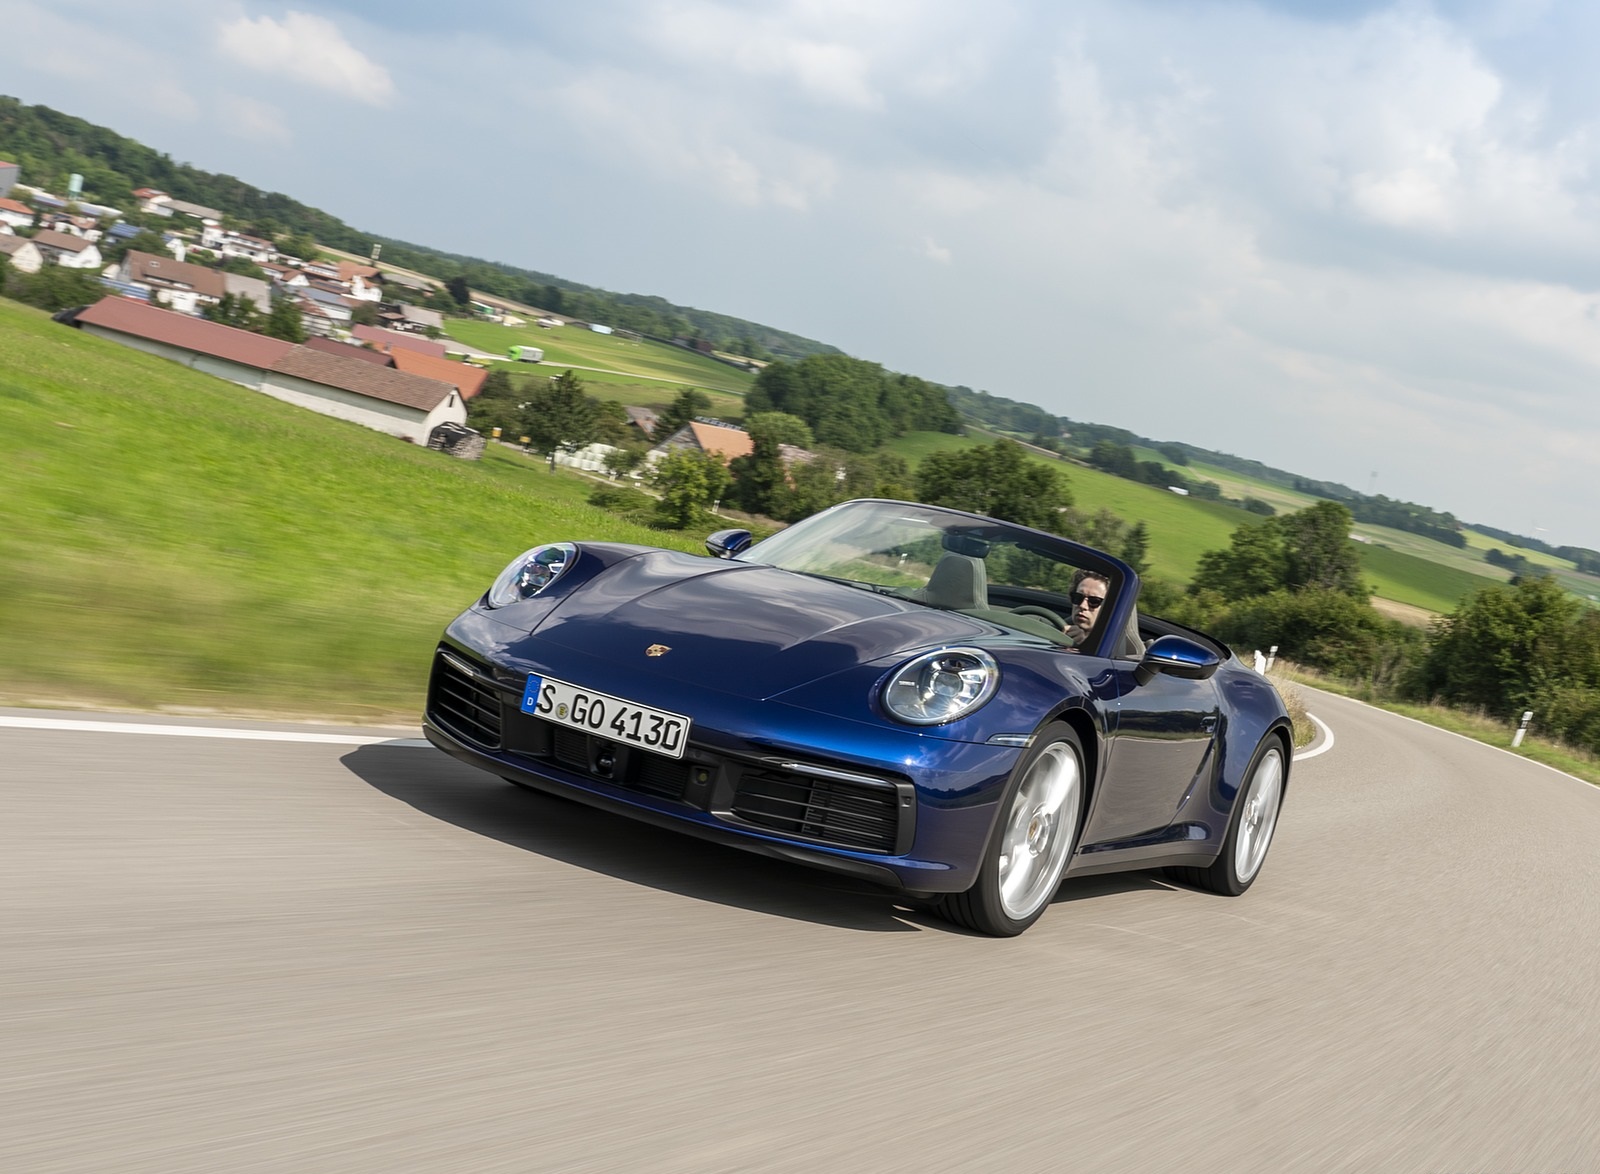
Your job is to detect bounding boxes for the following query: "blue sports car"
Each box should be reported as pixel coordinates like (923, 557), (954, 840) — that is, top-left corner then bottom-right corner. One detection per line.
(424, 498), (1291, 936)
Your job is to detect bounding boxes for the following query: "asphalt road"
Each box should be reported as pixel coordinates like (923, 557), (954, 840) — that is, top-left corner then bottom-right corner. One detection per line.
(4, 693), (1598, 1173)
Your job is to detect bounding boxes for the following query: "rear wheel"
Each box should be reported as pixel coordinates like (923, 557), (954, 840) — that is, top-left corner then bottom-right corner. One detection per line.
(936, 723), (1085, 937)
(1167, 735), (1286, 896)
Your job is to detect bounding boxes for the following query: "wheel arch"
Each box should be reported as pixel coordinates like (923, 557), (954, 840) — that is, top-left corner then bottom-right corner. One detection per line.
(1053, 704), (1101, 812)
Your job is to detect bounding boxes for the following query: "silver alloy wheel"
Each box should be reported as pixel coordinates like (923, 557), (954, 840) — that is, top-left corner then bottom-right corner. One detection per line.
(996, 741), (1082, 920)
(1233, 746), (1284, 884)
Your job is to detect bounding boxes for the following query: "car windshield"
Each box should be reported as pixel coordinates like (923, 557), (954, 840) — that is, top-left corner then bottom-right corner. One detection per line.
(739, 500), (1117, 647)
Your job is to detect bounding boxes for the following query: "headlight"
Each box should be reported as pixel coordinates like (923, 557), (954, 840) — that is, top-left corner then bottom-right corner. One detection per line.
(882, 648), (999, 725)
(485, 543), (576, 608)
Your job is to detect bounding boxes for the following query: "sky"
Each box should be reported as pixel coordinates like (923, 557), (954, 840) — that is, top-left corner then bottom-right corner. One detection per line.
(4, 0), (1599, 550)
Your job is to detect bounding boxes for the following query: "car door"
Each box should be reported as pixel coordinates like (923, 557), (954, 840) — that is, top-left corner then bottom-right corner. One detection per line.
(1084, 660), (1220, 846)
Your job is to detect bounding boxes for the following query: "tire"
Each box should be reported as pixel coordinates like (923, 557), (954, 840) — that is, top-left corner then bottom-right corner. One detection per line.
(1167, 735), (1287, 896)
(936, 723), (1086, 937)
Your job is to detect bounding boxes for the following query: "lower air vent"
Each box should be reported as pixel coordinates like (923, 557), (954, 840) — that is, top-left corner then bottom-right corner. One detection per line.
(732, 770), (900, 853)
(428, 651), (503, 749)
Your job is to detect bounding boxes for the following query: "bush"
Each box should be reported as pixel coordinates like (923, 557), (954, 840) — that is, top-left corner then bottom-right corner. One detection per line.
(1211, 588), (1426, 687)
(1530, 682), (1600, 755)
(587, 484), (656, 526)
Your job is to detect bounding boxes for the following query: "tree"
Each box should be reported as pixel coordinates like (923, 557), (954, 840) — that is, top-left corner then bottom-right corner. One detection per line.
(446, 275), (471, 307)
(915, 439), (1071, 530)
(602, 445), (647, 479)
(350, 301), (380, 327)
(1, 262), (104, 312)
(263, 296), (306, 342)
(726, 431), (786, 516)
(1192, 520), (1289, 601)
(746, 353), (959, 452)
(201, 292), (262, 331)
(1121, 522), (1150, 575)
(1415, 575), (1590, 716)
(466, 368), (521, 435)
(1193, 501), (1364, 601)
(219, 255), (266, 279)
(279, 231), (318, 260)
(744, 411), (813, 449)
(1280, 500), (1364, 596)
(521, 369), (601, 470)
(650, 449), (731, 528)
(654, 388), (713, 439)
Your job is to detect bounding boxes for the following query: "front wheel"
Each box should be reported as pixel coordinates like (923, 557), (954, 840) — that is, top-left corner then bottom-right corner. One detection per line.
(936, 723), (1085, 937)
(1167, 735), (1286, 896)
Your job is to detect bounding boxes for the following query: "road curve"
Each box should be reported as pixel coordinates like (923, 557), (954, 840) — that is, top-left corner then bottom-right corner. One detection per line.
(3, 693), (1597, 1173)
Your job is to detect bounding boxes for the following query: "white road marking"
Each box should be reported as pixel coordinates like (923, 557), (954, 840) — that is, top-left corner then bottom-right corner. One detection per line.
(1293, 712), (1334, 761)
(0, 715), (430, 748)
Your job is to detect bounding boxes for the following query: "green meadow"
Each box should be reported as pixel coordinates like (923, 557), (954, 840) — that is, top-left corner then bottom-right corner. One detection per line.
(444, 318), (755, 396)
(0, 299), (705, 718)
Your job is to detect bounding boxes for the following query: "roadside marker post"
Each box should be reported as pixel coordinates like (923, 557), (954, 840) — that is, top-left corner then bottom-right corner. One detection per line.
(1512, 710), (1534, 748)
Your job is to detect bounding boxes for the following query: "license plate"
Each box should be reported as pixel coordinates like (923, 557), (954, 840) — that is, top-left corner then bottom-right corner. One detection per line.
(521, 674), (692, 760)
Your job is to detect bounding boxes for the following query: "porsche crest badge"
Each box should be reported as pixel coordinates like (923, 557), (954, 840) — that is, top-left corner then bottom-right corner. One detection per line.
(645, 644), (671, 657)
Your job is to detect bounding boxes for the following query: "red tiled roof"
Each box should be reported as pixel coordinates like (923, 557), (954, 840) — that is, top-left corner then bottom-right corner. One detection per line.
(303, 336), (395, 366)
(124, 251), (227, 299)
(269, 347), (457, 412)
(338, 260), (380, 282)
(388, 348), (487, 399)
(32, 228), (95, 254)
(0, 197), (33, 217)
(75, 297), (296, 368)
(687, 421), (754, 461)
(351, 324), (448, 358)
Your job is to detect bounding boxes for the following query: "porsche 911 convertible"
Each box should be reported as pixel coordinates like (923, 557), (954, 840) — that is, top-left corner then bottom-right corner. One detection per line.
(423, 498), (1291, 936)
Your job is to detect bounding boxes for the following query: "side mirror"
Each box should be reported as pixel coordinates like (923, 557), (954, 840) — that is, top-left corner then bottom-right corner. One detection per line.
(1134, 634), (1221, 686)
(706, 528), (753, 559)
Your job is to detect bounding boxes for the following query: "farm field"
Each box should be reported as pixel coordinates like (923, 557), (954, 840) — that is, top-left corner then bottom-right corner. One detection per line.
(1355, 543), (1502, 614)
(444, 318), (755, 395)
(497, 370), (746, 420)
(0, 298), (706, 717)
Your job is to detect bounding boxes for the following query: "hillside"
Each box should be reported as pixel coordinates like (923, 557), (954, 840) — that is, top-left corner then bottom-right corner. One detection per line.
(0, 297), (709, 716)
(0, 96), (837, 360)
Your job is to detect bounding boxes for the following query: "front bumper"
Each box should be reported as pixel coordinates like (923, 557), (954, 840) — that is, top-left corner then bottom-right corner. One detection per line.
(425, 639), (1021, 894)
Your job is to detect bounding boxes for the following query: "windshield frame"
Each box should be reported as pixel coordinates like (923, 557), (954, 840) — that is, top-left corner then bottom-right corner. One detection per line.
(737, 499), (1138, 658)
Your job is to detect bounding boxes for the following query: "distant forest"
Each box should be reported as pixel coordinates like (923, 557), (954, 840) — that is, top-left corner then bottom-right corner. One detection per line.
(0, 97), (838, 360)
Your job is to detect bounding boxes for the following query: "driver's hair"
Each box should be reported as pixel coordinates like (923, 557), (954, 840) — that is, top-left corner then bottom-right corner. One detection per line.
(1070, 568), (1110, 593)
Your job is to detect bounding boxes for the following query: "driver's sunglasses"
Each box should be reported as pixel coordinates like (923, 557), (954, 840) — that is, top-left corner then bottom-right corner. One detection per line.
(1070, 591), (1106, 610)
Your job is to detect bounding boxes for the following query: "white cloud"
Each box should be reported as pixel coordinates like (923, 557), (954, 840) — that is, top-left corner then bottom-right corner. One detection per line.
(920, 236), (953, 264)
(220, 96), (293, 146)
(216, 11), (394, 106)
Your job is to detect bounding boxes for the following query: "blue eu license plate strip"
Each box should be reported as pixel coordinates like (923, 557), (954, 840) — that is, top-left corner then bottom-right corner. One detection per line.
(521, 674), (691, 760)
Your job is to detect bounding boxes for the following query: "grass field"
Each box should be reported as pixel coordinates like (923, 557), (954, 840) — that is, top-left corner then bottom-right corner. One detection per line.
(0, 298), (708, 718)
(498, 370), (746, 420)
(444, 319), (755, 396)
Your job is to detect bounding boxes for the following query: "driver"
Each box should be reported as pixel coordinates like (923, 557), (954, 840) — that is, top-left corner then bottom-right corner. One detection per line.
(1067, 569), (1110, 647)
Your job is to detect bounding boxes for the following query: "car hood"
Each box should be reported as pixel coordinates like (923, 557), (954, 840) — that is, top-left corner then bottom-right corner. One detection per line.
(529, 550), (1010, 700)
